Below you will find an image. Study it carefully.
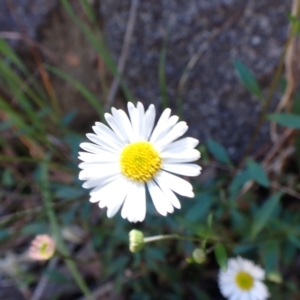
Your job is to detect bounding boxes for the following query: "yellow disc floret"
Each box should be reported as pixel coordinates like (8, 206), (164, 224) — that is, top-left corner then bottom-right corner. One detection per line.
(120, 141), (162, 182)
(235, 271), (254, 291)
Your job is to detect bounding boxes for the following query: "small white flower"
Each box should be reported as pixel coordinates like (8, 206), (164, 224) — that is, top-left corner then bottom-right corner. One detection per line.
(218, 256), (270, 300)
(78, 102), (201, 222)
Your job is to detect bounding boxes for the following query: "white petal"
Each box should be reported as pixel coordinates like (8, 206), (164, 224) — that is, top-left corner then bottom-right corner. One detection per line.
(86, 133), (120, 153)
(135, 183), (146, 222)
(162, 163), (201, 176)
(111, 107), (135, 143)
(154, 121), (188, 151)
(89, 174), (121, 202)
(78, 164), (119, 179)
(121, 182), (146, 222)
(82, 171), (119, 189)
(78, 152), (118, 163)
(154, 176), (181, 209)
(157, 171), (194, 198)
(149, 108), (171, 143)
(89, 175), (124, 203)
(152, 115), (179, 142)
(137, 102), (145, 140)
(162, 137), (199, 153)
(127, 102), (139, 140)
(143, 104), (156, 140)
(104, 113), (128, 143)
(161, 149), (200, 163)
(79, 142), (117, 156)
(121, 184), (136, 221)
(93, 122), (123, 148)
(147, 180), (174, 216)
(105, 179), (132, 218)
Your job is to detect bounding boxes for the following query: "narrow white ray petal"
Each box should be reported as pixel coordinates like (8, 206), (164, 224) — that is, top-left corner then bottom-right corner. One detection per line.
(162, 163), (201, 176)
(80, 164), (120, 180)
(89, 174), (121, 202)
(154, 121), (188, 151)
(143, 104), (156, 140)
(89, 175), (123, 203)
(147, 180), (174, 215)
(121, 182), (141, 222)
(79, 142), (115, 155)
(78, 152), (118, 163)
(153, 115), (179, 142)
(162, 137), (199, 153)
(157, 171), (194, 198)
(134, 182), (146, 222)
(111, 107), (135, 142)
(105, 179), (132, 218)
(154, 176), (181, 209)
(93, 122), (123, 147)
(162, 149), (201, 163)
(86, 133), (121, 153)
(105, 113), (128, 143)
(78, 161), (119, 170)
(127, 102), (139, 140)
(82, 171), (119, 189)
(149, 108), (171, 143)
(137, 102), (145, 139)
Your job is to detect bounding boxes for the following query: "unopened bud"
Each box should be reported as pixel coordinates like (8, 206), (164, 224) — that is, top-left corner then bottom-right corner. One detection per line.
(192, 248), (206, 264)
(129, 229), (144, 253)
(267, 271), (282, 284)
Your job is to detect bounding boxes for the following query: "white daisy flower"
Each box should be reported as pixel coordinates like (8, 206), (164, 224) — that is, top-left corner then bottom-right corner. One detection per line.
(218, 256), (270, 300)
(78, 101), (201, 222)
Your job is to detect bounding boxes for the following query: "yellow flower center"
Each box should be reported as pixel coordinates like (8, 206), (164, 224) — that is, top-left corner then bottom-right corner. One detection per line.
(120, 141), (162, 182)
(235, 271), (254, 291)
(40, 242), (48, 255)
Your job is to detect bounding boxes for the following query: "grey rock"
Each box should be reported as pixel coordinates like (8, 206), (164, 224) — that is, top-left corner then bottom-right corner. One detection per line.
(0, 0), (57, 49)
(100, 0), (291, 160)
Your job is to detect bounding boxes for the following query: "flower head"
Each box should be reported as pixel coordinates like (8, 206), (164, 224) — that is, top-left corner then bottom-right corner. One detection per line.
(78, 102), (201, 222)
(218, 256), (270, 300)
(29, 234), (55, 261)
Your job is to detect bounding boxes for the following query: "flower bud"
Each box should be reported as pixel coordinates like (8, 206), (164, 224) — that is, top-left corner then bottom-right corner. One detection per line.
(192, 248), (206, 264)
(267, 271), (282, 284)
(129, 229), (144, 253)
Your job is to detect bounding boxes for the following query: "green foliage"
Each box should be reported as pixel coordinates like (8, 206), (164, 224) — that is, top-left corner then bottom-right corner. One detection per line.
(233, 59), (263, 100)
(214, 243), (227, 271)
(268, 113), (300, 128)
(251, 193), (282, 238)
(206, 138), (232, 166)
(246, 158), (270, 188)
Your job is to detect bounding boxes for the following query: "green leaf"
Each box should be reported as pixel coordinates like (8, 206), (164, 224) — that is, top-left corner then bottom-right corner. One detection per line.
(206, 139), (232, 165)
(0, 38), (28, 74)
(185, 191), (215, 221)
(214, 243), (227, 271)
(262, 240), (280, 272)
(44, 269), (71, 283)
(229, 169), (251, 200)
(246, 158), (270, 188)
(251, 192), (282, 238)
(268, 113), (300, 129)
(233, 59), (262, 99)
(22, 223), (48, 235)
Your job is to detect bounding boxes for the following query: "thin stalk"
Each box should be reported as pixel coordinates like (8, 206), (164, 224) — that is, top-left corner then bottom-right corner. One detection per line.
(40, 160), (93, 299)
(239, 36), (292, 167)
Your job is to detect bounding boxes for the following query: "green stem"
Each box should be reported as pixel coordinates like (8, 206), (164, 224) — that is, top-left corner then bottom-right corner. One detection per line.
(40, 159), (93, 299)
(144, 234), (213, 243)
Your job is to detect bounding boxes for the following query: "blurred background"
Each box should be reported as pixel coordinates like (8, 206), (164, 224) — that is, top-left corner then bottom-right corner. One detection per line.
(0, 0), (300, 299)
